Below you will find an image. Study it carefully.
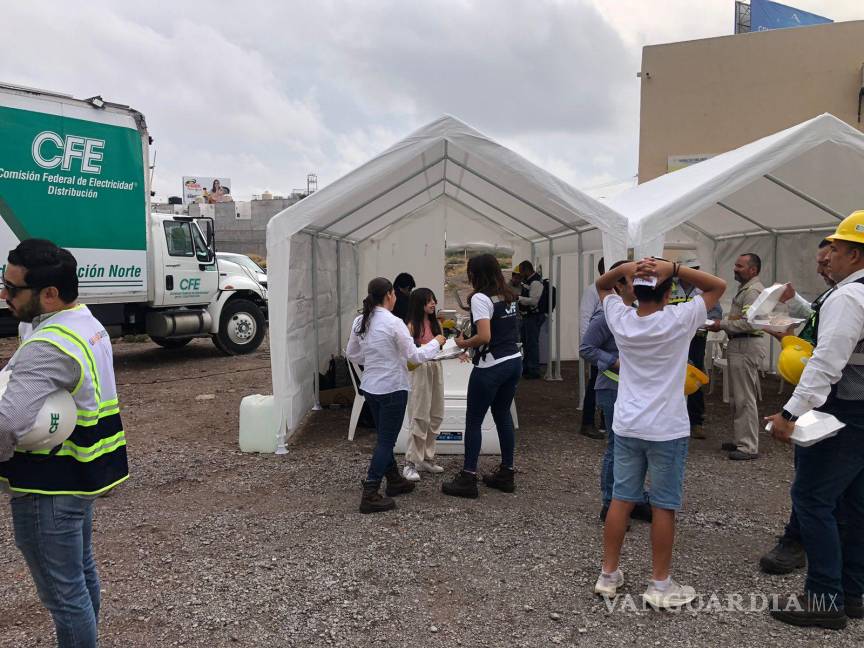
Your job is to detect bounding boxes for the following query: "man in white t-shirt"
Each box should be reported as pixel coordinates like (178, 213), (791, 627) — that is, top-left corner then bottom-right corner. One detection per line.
(592, 258), (726, 610)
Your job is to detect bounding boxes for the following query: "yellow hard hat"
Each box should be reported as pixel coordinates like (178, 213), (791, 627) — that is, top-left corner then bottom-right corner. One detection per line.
(826, 210), (864, 245)
(684, 364), (709, 396)
(777, 336), (813, 385)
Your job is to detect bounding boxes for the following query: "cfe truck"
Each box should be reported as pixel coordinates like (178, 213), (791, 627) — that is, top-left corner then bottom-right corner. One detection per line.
(0, 82), (267, 354)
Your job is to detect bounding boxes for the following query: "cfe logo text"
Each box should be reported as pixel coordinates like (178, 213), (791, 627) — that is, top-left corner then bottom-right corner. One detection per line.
(32, 131), (104, 174)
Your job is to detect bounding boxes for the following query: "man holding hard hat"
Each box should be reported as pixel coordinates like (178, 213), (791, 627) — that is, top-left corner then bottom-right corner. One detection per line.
(0, 239), (128, 648)
(765, 212), (864, 630)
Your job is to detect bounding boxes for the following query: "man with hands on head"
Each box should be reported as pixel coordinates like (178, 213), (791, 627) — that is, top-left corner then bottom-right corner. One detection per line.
(593, 257), (725, 609)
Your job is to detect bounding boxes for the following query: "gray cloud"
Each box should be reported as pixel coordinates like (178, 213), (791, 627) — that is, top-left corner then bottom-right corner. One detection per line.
(1, 0), (860, 201)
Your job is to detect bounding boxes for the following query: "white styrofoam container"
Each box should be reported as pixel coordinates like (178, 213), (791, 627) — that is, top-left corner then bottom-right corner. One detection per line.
(239, 394), (281, 453)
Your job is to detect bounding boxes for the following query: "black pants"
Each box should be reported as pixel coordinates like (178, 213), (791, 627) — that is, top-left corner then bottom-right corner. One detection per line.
(686, 334), (707, 426)
(582, 364), (598, 427)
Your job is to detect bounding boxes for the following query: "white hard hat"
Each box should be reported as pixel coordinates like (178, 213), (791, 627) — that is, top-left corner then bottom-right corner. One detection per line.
(680, 256), (701, 268)
(0, 372), (77, 452)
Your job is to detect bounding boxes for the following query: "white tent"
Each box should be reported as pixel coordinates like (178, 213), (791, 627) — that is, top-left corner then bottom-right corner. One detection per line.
(266, 115), (628, 446)
(609, 113), (864, 303)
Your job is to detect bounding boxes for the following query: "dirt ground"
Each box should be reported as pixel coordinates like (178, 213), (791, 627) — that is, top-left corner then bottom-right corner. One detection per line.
(1, 335), (862, 647)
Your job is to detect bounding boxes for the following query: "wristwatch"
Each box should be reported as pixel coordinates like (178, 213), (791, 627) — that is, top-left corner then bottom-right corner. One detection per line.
(781, 409), (799, 423)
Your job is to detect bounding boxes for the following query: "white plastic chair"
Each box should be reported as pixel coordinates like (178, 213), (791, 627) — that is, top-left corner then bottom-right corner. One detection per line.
(347, 361), (364, 441)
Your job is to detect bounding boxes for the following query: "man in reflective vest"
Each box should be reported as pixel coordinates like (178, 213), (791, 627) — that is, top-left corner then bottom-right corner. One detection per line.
(765, 211), (864, 629)
(759, 239), (837, 576)
(667, 257), (723, 439)
(0, 239), (128, 648)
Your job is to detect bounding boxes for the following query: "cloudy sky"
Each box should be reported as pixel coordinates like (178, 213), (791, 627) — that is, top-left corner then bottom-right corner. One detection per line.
(2, 1), (861, 201)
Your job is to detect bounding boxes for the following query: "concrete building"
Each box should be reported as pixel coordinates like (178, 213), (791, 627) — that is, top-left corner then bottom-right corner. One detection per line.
(638, 20), (864, 183)
(190, 196), (303, 258)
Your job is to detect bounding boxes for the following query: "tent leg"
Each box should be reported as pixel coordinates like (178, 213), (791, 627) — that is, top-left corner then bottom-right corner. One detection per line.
(336, 240), (342, 353)
(577, 233), (584, 408)
(551, 254), (563, 381)
(311, 234), (322, 411)
(544, 238), (556, 381)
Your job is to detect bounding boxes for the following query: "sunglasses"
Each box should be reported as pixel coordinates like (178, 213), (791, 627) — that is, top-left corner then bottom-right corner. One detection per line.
(1, 277), (34, 298)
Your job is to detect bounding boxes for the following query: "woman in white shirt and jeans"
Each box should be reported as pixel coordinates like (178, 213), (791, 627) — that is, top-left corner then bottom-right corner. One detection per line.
(346, 277), (445, 514)
(443, 254), (522, 499)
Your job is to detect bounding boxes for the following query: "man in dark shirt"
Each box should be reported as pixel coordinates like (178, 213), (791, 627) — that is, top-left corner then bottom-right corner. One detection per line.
(392, 272), (415, 322)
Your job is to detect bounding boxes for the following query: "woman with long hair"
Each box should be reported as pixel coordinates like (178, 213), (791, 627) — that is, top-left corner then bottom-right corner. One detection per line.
(346, 277), (446, 513)
(403, 288), (446, 481)
(443, 254), (522, 498)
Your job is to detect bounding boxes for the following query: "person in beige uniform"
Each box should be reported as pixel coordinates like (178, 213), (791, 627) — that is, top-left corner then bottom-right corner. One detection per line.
(708, 253), (764, 460)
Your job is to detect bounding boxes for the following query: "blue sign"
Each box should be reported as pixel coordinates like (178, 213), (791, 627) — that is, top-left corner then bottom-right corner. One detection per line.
(751, 0), (832, 32)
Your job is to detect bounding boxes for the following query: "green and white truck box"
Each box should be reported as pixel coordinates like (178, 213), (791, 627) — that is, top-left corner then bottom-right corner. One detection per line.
(0, 83), (267, 354)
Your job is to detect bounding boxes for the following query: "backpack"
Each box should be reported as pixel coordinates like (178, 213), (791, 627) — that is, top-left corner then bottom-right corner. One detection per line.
(537, 278), (556, 314)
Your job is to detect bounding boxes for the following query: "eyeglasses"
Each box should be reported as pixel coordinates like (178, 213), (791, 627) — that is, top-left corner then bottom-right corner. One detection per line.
(0, 277), (33, 298)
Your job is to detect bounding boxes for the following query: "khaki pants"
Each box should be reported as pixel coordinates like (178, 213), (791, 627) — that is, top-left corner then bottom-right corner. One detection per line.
(405, 361), (444, 466)
(726, 337), (764, 455)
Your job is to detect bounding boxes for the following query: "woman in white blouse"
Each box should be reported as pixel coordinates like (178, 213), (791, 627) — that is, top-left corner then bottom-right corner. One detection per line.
(346, 277), (445, 514)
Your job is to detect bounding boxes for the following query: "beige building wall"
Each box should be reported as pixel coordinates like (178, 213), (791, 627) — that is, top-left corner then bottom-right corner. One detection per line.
(638, 20), (864, 183)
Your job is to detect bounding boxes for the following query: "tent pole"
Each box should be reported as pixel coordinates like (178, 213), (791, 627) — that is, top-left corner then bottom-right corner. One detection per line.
(769, 233), (779, 376)
(552, 254), (563, 381)
(315, 155), (447, 232)
(343, 180), (446, 238)
(336, 239), (342, 354)
(544, 238), (555, 381)
(763, 174), (846, 221)
(577, 233), (585, 409)
(311, 234), (322, 411)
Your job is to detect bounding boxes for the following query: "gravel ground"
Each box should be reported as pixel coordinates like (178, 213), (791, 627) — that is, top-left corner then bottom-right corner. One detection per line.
(1, 336), (862, 647)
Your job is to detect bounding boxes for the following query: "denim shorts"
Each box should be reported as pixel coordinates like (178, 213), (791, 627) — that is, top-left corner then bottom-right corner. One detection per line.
(612, 435), (689, 510)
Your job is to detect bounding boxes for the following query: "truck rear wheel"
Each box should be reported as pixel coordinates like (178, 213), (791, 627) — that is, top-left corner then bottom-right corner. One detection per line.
(150, 336), (192, 349)
(213, 298), (266, 355)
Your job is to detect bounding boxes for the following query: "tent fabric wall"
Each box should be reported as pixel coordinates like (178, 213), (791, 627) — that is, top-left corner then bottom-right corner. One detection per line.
(267, 114), (626, 443)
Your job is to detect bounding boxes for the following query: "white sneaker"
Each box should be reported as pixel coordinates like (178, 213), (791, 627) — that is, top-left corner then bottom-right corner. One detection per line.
(642, 579), (696, 609)
(593, 570), (625, 598)
(403, 464), (421, 481)
(417, 460), (444, 474)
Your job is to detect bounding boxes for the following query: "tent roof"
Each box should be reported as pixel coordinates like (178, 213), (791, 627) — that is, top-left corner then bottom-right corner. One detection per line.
(267, 115), (627, 248)
(608, 113), (864, 246)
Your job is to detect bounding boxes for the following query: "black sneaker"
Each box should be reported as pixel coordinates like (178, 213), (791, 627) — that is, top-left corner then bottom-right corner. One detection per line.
(384, 464), (416, 496)
(442, 470), (479, 499)
(846, 594), (863, 620)
(359, 481), (396, 514)
(630, 502), (653, 523)
(721, 442), (737, 451)
(580, 426), (605, 440)
(760, 536), (806, 574)
(728, 450), (759, 461)
(769, 593), (848, 630)
(482, 465), (515, 493)
(599, 503), (631, 532)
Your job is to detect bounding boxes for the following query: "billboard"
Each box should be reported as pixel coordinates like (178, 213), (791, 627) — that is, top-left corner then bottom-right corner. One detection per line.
(750, 0), (832, 32)
(182, 176), (233, 205)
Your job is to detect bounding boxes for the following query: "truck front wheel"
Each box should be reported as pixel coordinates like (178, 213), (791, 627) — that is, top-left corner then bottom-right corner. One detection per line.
(213, 298), (266, 355)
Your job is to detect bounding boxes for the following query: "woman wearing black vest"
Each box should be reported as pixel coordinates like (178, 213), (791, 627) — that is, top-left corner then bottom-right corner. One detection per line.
(443, 254), (522, 498)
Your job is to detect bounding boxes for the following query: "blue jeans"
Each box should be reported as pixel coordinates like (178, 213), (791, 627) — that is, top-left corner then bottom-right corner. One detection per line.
(520, 314), (544, 376)
(464, 357), (522, 472)
(791, 425), (864, 606)
(363, 390), (408, 483)
(597, 389), (649, 508)
(596, 389), (617, 507)
(613, 435), (688, 510)
(11, 495), (99, 648)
